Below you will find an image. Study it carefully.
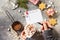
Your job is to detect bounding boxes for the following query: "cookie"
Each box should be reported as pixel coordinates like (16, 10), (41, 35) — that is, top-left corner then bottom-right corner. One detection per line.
(39, 2), (46, 10)
(48, 18), (57, 26)
(46, 8), (55, 16)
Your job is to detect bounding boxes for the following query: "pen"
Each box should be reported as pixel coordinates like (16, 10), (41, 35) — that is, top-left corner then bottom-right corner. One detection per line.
(37, 22), (52, 29)
(37, 22), (43, 25)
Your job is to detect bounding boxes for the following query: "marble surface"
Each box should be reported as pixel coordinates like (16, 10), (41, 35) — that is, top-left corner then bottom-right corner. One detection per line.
(0, 0), (60, 40)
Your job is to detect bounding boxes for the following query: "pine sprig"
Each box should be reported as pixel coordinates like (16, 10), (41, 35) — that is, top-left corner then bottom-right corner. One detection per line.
(17, 0), (28, 9)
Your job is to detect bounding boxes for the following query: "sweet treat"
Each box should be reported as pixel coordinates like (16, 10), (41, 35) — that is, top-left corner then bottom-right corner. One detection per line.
(48, 18), (57, 26)
(39, 2), (46, 10)
(46, 8), (55, 16)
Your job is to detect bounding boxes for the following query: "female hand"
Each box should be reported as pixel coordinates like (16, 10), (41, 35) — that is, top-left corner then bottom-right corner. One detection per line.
(41, 21), (52, 32)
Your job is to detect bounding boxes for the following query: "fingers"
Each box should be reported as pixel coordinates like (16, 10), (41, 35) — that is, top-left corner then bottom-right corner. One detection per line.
(41, 26), (44, 32)
(46, 21), (52, 28)
(42, 22), (48, 30)
(41, 21), (48, 32)
(41, 21), (52, 32)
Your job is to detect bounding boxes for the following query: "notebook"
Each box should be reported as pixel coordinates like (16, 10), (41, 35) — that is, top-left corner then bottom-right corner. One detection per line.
(25, 9), (43, 24)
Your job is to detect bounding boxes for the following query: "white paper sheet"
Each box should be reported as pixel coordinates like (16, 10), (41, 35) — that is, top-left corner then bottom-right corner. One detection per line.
(25, 9), (43, 24)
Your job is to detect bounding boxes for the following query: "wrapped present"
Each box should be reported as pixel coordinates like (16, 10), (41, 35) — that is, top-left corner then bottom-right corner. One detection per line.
(20, 24), (36, 40)
(24, 24), (36, 38)
(46, 8), (55, 16)
(39, 2), (46, 10)
(29, 0), (39, 5)
(48, 18), (57, 26)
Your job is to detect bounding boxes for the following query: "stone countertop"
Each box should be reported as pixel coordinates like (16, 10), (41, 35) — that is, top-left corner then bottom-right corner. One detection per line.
(0, 0), (60, 40)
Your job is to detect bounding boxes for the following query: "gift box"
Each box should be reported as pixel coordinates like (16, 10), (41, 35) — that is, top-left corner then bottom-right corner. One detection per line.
(29, 0), (39, 5)
(24, 24), (36, 38)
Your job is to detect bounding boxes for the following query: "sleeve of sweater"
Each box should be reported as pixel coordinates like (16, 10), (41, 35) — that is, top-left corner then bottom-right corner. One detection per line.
(42, 29), (57, 40)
